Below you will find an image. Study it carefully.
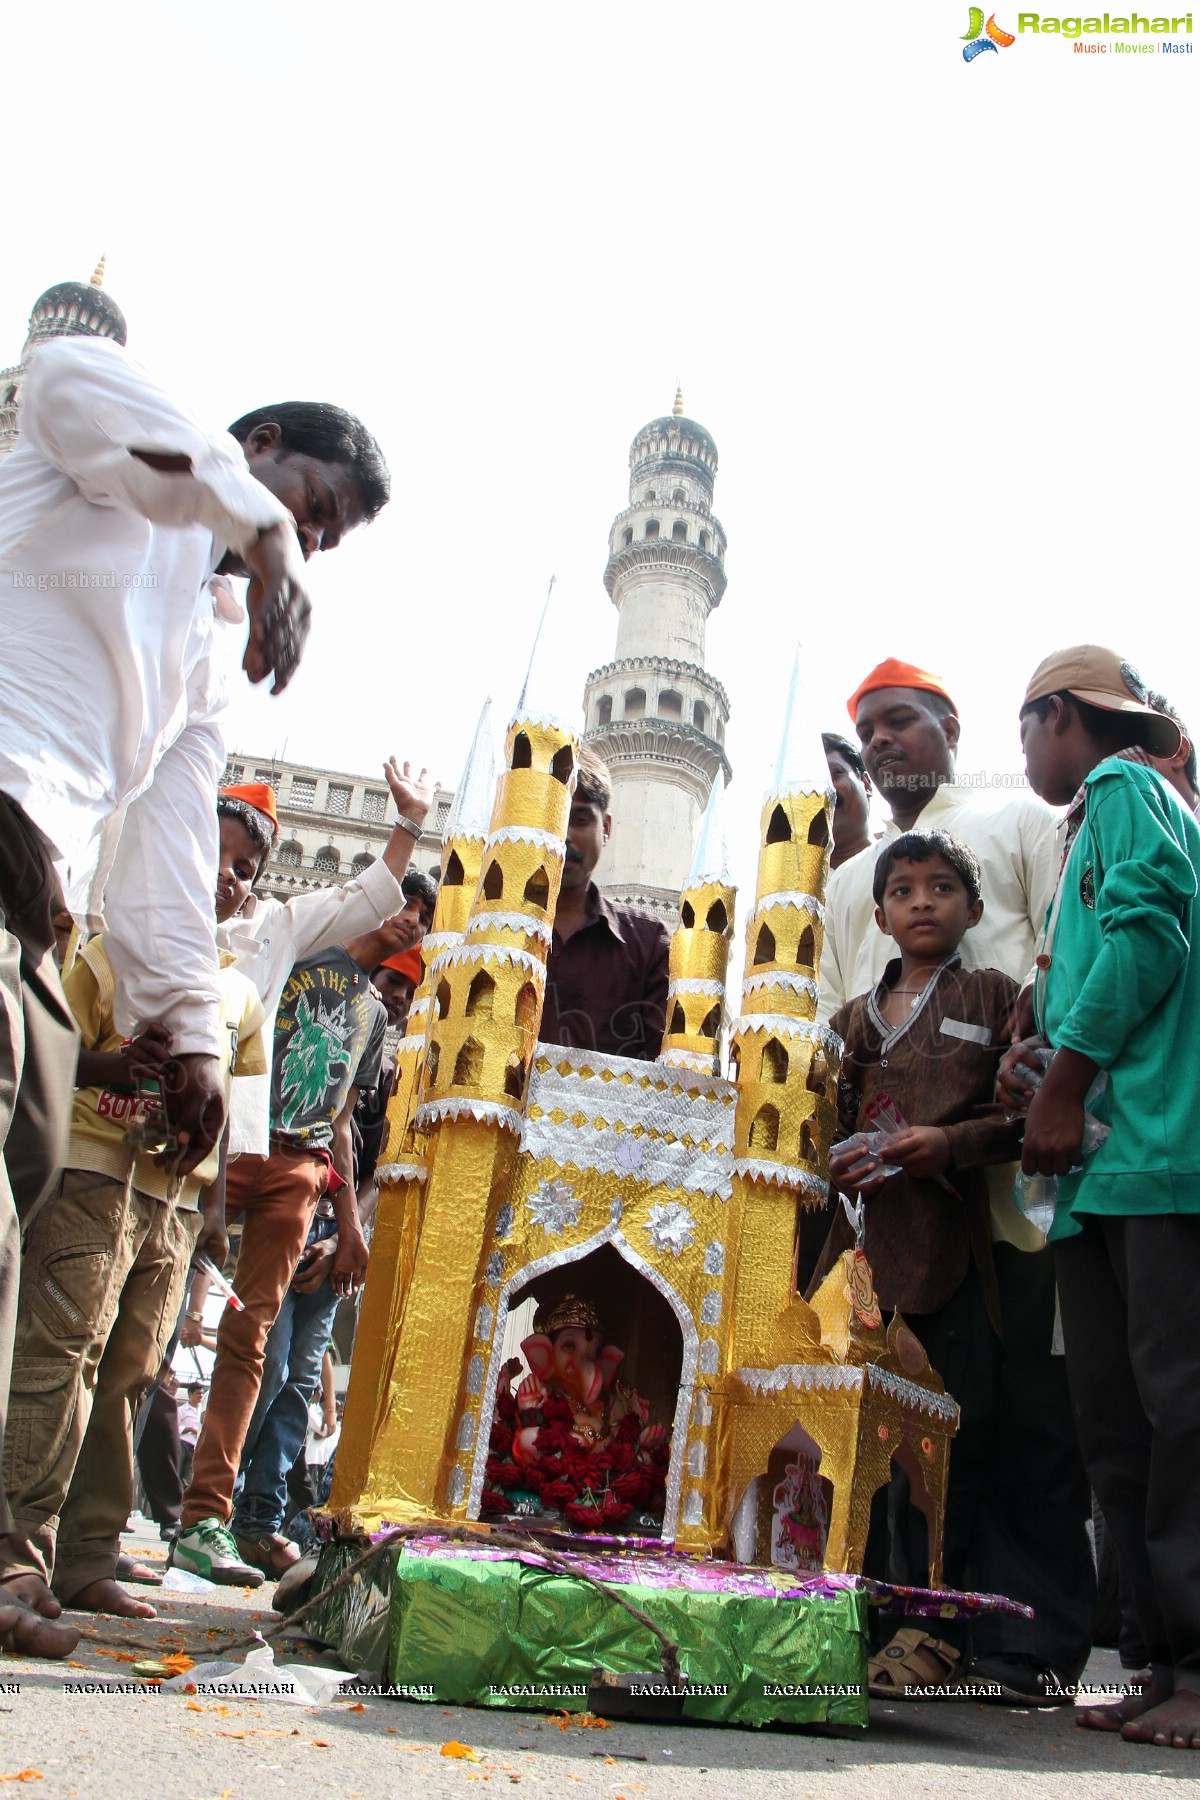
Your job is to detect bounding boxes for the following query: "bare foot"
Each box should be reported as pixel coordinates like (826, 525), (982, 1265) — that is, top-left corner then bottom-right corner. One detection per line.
(0, 1595), (80, 1658)
(63, 1578), (157, 1620)
(1122, 1691), (1200, 1749)
(1077, 1677), (1172, 1732)
(0, 1572), (65, 1617)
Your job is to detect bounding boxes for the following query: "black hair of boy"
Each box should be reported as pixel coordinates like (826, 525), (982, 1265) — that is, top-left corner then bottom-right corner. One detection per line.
(1020, 690), (1145, 756)
(401, 867), (439, 913)
(216, 794), (274, 875)
(821, 731), (867, 783)
(871, 829), (982, 909)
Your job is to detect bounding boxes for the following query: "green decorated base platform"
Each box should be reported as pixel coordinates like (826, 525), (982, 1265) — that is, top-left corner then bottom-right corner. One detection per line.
(306, 1536), (868, 1729)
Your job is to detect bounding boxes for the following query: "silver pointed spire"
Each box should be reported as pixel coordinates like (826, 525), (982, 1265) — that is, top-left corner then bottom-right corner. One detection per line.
(687, 772), (732, 887)
(444, 697), (497, 842)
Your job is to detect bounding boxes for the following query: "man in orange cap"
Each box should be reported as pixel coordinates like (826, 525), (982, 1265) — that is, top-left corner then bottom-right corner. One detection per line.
(819, 653), (1094, 1705)
(372, 944), (422, 1029)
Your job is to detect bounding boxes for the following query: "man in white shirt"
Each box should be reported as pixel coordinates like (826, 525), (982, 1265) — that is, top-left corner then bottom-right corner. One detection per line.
(0, 335), (389, 1656)
(817, 656), (1095, 1705)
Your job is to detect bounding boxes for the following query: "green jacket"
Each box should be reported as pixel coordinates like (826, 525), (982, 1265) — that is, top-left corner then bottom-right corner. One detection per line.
(1034, 756), (1200, 1239)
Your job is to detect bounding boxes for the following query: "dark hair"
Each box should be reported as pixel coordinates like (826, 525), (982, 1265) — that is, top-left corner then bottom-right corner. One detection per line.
(575, 747), (612, 812)
(227, 402), (390, 523)
(822, 732), (866, 781)
(872, 829), (982, 907)
(216, 794), (275, 876)
(1150, 689), (1198, 791)
(1021, 690), (1143, 755)
(401, 867), (439, 914)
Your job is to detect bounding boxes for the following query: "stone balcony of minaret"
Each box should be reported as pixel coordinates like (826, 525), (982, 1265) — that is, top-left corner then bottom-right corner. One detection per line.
(603, 536), (728, 608)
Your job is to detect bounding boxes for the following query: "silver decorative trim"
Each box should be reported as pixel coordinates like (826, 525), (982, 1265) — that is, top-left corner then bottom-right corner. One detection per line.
(448, 1466), (466, 1506)
(681, 1489), (704, 1527)
(416, 1097), (524, 1135)
(609, 1195), (624, 1223)
(466, 1354), (485, 1396)
(486, 1252), (504, 1284)
(494, 1203), (514, 1239)
(466, 1223), (699, 1537)
(527, 1178), (583, 1237)
(486, 824), (566, 854)
(421, 931), (463, 958)
(750, 891), (827, 923)
(645, 1200), (697, 1257)
(692, 1390), (712, 1427)
(666, 977), (724, 999)
(686, 1440), (707, 1478)
(761, 781), (837, 809)
(704, 1241), (725, 1276)
(700, 1291), (722, 1325)
(475, 1303), (494, 1341)
(374, 1161), (428, 1187)
(698, 1338), (719, 1374)
(731, 1015), (835, 1046)
(660, 1048), (718, 1073)
(465, 910), (553, 946)
(394, 1032), (426, 1057)
(734, 1158), (829, 1199)
(867, 1364), (961, 1423)
(510, 708), (576, 738)
(742, 972), (819, 1001)
(457, 1412), (476, 1451)
(737, 1363), (863, 1397)
(441, 942), (546, 979)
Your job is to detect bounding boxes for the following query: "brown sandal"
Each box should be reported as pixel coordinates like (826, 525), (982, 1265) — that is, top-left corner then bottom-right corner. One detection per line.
(869, 1628), (963, 1699)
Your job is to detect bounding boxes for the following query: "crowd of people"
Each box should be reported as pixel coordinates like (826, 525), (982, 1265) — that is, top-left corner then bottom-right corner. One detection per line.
(0, 329), (1197, 1755)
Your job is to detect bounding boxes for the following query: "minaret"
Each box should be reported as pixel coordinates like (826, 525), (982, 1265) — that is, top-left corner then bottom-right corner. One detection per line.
(582, 389), (732, 920)
(0, 259), (128, 462)
(658, 774), (736, 1075)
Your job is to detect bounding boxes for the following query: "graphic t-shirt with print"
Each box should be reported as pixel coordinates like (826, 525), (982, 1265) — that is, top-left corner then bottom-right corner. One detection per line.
(270, 946), (386, 1152)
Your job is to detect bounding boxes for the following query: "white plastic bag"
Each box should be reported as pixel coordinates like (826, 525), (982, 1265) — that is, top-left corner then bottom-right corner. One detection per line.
(161, 1633), (355, 1706)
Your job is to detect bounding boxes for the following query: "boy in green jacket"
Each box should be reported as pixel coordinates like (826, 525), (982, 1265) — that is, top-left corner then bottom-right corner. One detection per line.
(1005, 644), (1200, 1751)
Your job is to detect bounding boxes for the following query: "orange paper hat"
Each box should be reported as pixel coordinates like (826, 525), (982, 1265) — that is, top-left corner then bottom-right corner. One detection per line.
(378, 947), (422, 983)
(846, 658), (958, 725)
(221, 782), (279, 834)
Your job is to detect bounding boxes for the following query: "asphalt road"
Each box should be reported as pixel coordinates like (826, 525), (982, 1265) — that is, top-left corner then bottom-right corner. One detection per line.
(2, 1523), (1196, 1800)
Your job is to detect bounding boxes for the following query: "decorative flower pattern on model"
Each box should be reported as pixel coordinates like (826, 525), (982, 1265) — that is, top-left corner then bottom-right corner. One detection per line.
(527, 1178), (582, 1236)
(646, 1200), (697, 1257)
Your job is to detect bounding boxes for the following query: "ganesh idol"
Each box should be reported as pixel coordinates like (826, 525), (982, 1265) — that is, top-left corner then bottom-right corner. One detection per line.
(513, 1294), (666, 1462)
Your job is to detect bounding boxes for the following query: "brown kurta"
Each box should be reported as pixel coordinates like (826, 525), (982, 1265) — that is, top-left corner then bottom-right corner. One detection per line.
(807, 957), (1022, 1331)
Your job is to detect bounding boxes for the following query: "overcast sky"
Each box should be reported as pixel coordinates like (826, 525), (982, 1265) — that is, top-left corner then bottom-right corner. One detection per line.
(5, 3), (1194, 896)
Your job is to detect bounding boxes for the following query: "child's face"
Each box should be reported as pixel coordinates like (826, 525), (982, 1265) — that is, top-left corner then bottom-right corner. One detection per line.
(875, 856), (982, 961)
(216, 816), (262, 923)
(1020, 701), (1078, 806)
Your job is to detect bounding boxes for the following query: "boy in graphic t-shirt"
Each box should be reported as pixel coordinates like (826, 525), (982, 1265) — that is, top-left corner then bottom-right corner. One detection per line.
(172, 919), (409, 1584)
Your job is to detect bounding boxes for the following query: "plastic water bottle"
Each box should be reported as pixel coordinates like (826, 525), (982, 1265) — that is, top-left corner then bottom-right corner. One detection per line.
(1013, 1169), (1058, 1235)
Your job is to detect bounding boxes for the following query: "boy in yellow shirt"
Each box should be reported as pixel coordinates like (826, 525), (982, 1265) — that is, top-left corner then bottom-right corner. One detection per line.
(0, 809), (266, 1621)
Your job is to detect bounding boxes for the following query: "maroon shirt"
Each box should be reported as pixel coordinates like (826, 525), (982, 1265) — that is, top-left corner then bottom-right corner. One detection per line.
(540, 887), (670, 1061)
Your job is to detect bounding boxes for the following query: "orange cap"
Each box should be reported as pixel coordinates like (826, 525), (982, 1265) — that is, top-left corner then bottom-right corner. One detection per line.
(847, 658), (958, 725)
(220, 782), (279, 834)
(378, 947), (422, 983)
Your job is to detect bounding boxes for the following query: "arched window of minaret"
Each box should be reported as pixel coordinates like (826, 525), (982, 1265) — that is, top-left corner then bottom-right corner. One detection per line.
(753, 922), (776, 965)
(698, 530), (709, 553)
(800, 1118), (819, 1163)
(694, 701), (708, 732)
(551, 744), (574, 785)
(453, 1037), (484, 1087)
(672, 521), (687, 544)
(797, 923), (816, 970)
(511, 732), (532, 770)
(435, 978), (452, 1019)
(625, 687), (646, 719)
(503, 1053), (526, 1100)
(514, 981), (538, 1030)
(482, 860), (504, 900)
(700, 1005), (721, 1039)
(766, 804), (791, 845)
(597, 695), (612, 727)
(680, 898), (695, 928)
(760, 1038), (788, 1084)
(659, 689), (683, 719)
(672, 488), (686, 503)
(2, 385), (15, 406)
(729, 1044), (741, 1079)
(466, 970), (495, 1019)
(644, 519), (660, 540)
(523, 866), (550, 909)
(705, 897), (728, 934)
(425, 1040), (441, 1085)
(669, 1002), (686, 1036)
(749, 1104), (779, 1152)
(646, 488), (657, 501)
(443, 849), (465, 887)
(622, 527), (633, 548)
(807, 808), (830, 848)
(806, 1048), (829, 1094)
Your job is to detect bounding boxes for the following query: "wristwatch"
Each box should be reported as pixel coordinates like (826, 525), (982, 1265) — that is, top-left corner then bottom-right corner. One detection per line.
(185, 1309), (205, 1323)
(394, 812), (426, 838)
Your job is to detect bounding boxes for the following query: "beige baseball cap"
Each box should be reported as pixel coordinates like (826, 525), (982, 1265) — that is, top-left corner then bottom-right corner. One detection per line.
(1022, 645), (1181, 758)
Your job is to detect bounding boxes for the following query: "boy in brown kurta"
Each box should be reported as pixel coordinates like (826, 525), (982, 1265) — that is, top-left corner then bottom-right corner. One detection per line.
(808, 828), (1022, 1694)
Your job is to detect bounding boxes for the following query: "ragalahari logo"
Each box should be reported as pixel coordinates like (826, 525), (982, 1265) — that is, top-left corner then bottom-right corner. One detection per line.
(962, 8), (1017, 58)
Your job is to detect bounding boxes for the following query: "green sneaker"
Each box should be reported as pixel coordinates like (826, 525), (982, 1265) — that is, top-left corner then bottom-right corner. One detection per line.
(170, 1516), (264, 1587)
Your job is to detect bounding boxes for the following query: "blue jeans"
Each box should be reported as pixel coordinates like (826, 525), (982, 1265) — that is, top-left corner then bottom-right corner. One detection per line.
(232, 1220), (338, 1539)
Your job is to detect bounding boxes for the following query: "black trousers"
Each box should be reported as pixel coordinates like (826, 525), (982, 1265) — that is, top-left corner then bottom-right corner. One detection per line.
(871, 1247), (1095, 1678)
(1055, 1214), (1200, 1692)
(136, 1381), (184, 1530)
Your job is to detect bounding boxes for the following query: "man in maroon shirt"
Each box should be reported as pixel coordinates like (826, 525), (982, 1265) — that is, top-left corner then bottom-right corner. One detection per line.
(540, 751), (669, 1061)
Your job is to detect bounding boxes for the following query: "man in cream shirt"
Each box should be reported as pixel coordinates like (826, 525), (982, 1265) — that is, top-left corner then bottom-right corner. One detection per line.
(816, 657), (1095, 1706)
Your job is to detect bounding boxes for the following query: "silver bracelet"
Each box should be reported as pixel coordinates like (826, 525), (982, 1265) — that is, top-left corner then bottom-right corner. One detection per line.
(394, 813), (427, 837)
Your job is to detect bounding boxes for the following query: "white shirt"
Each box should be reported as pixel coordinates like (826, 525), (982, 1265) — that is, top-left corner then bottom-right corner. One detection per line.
(0, 337), (289, 1055)
(218, 856), (405, 1155)
(818, 782), (1061, 1020)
